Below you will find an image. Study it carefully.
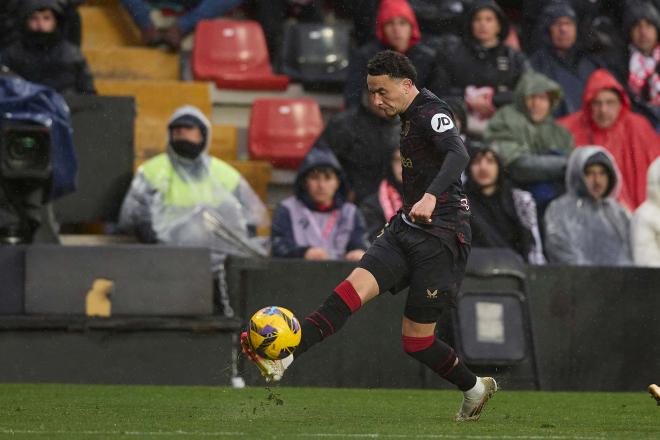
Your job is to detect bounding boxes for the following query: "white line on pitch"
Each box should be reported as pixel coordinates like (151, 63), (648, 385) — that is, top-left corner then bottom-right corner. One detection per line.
(0, 428), (608, 439)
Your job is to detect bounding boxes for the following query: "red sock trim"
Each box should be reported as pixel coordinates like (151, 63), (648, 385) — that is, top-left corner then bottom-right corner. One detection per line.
(334, 280), (362, 313)
(402, 335), (435, 353)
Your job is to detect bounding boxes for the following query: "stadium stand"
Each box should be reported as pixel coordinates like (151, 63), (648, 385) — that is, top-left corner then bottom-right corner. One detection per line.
(248, 98), (324, 169)
(279, 22), (352, 91)
(79, 3), (141, 47)
(83, 47), (179, 80)
(192, 19), (289, 90)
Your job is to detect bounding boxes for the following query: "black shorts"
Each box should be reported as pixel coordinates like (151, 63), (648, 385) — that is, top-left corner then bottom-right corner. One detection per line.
(359, 214), (470, 324)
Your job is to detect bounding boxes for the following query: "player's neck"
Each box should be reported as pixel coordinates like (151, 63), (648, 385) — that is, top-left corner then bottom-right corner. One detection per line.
(401, 87), (420, 114)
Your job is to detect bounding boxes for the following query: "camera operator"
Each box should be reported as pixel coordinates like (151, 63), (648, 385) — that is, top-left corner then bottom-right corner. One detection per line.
(0, 0), (95, 95)
(0, 68), (78, 244)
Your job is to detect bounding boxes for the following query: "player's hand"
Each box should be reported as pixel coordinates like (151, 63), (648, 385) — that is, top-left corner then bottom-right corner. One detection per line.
(345, 249), (365, 262)
(409, 193), (436, 224)
(304, 247), (329, 260)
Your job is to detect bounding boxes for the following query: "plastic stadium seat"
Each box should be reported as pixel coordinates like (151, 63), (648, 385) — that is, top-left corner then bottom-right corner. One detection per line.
(192, 19), (289, 91)
(279, 22), (351, 91)
(248, 98), (323, 168)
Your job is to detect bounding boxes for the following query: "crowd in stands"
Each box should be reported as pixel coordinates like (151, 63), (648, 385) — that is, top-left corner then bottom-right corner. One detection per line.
(1, 0), (660, 281)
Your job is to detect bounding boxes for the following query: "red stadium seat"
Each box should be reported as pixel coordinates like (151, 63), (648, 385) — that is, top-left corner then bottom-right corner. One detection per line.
(249, 98), (324, 169)
(192, 19), (289, 90)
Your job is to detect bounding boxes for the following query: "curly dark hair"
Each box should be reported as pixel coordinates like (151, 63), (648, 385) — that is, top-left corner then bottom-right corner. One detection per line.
(366, 50), (417, 84)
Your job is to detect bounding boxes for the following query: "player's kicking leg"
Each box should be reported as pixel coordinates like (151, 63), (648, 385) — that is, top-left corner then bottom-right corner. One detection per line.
(241, 267), (379, 382)
(401, 316), (497, 421)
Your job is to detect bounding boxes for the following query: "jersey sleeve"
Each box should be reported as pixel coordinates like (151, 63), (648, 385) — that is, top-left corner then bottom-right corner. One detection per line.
(420, 102), (463, 150)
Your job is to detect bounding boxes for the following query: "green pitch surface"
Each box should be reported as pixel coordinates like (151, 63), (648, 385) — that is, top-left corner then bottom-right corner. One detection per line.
(0, 384), (657, 439)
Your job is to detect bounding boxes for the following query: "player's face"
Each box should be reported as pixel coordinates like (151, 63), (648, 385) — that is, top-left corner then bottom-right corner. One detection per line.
(590, 90), (622, 129)
(525, 92), (552, 123)
(367, 74), (411, 118)
(471, 9), (500, 45)
(305, 169), (340, 206)
(584, 164), (610, 200)
(382, 17), (413, 52)
(631, 19), (658, 55)
(470, 151), (499, 188)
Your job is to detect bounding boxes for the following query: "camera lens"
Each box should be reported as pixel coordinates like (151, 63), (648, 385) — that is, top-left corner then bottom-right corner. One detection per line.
(6, 132), (47, 171)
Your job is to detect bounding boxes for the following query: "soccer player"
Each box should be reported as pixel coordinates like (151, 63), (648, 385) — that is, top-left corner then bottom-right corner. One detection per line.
(242, 50), (497, 422)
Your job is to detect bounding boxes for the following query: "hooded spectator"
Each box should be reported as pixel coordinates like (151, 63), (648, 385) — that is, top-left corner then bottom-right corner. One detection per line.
(617, 1), (660, 129)
(465, 146), (545, 264)
(120, 0), (243, 49)
(271, 147), (368, 261)
(486, 71), (575, 211)
(559, 69), (660, 210)
(119, 105), (267, 250)
(522, 0), (625, 56)
(529, 2), (603, 118)
(343, 0), (436, 108)
(631, 156), (660, 266)
(360, 148), (403, 242)
(314, 91), (401, 204)
(0, 0), (95, 94)
(429, 0), (529, 134)
(544, 146), (632, 266)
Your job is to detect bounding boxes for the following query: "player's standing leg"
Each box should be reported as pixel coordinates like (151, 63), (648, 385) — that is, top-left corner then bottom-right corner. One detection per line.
(401, 316), (497, 421)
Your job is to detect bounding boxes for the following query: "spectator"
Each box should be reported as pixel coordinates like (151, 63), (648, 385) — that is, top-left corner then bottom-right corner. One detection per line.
(271, 147), (368, 261)
(465, 146), (545, 264)
(559, 68), (660, 210)
(631, 156), (660, 267)
(430, 0), (529, 134)
(485, 71), (575, 212)
(522, 0), (625, 56)
(119, 0), (242, 50)
(0, 0), (95, 95)
(617, 1), (660, 129)
(360, 148), (403, 242)
(119, 105), (267, 254)
(314, 91), (401, 204)
(529, 2), (602, 118)
(343, 0), (436, 108)
(250, 0), (322, 62)
(544, 146), (632, 266)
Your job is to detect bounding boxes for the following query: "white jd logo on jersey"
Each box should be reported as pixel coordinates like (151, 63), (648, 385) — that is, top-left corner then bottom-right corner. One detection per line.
(431, 113), (455, 133)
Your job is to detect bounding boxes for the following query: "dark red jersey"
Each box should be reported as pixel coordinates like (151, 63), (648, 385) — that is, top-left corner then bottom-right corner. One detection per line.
(399, 88), (471, 245)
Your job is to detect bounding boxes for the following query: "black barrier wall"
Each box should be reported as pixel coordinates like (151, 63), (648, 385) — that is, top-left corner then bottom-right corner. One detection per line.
(527, 266), (660, 391)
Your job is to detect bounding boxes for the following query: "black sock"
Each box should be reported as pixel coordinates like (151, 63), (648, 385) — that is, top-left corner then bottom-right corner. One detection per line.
(295, 292), (352, 357)
(405, 338), (477, 391)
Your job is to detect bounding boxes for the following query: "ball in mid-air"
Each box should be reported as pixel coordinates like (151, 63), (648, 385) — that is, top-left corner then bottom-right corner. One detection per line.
(248, 306), (301, 360)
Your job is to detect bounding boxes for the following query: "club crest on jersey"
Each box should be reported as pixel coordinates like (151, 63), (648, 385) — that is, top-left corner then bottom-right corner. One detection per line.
(431, 113), (455, 133)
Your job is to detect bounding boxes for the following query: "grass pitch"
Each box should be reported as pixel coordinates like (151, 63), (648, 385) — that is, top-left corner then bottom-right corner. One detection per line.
(0, 384), (657, 439)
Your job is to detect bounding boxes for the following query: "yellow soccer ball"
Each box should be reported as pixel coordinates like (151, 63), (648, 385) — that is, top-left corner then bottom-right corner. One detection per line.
(248, 306), (301, 360)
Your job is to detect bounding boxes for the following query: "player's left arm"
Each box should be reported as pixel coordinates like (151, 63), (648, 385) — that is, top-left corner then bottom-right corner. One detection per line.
(409, 110), (469, 223)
